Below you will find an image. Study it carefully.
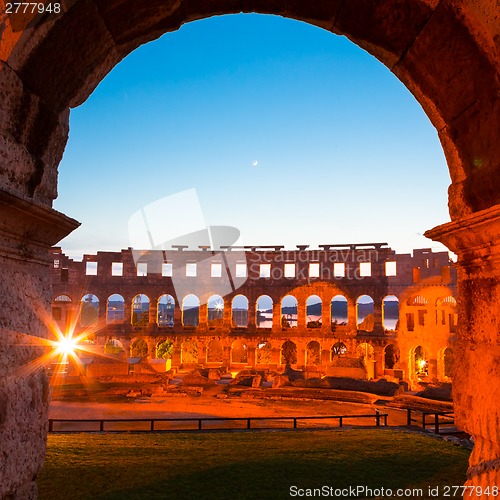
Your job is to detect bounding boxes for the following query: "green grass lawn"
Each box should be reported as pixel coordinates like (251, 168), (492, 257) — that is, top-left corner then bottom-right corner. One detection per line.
(38, 429), (470, 500)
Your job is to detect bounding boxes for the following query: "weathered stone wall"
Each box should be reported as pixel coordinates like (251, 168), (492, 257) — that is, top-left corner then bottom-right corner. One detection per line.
(0, 192), (78, 498)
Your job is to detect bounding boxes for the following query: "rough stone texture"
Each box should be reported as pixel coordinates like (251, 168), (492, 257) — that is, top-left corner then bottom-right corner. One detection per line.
(0, 191), (78, 498)
(426, 205), (500, 493)
(0, 0), (499, 496)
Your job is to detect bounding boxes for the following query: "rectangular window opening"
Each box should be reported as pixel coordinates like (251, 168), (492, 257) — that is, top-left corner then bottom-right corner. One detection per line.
(359, 262), (371, 277)
(211, 262), (222, 278)
(260, 264), (271, 278)
(162, 263), (173, 277)
(235, 263), (247, 278)
(334, 263), (345, 278)
(284, 263), (295, 278)
(309, 262), (320, 278)
(137, 263), (148, 276)
(85, 262), (98, 276)
(186, 262), (197, 277)
(385, 261), (397, 276)
(112, 262), (123, 276)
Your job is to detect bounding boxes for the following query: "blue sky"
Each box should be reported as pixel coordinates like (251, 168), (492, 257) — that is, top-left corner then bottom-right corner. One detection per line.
(54, 14), (451, 259)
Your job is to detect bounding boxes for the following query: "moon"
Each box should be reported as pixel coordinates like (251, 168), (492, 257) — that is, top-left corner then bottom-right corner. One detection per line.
(252, 160), (258, 167)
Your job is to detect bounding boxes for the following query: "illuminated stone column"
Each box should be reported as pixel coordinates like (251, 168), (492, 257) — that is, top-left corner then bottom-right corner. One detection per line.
(247, 300), (256, 329)
(0, 191), (78, 499)
(272, 302), (280, 332)
(148, 297), (158, 326)
(223, 299), (232, 327)
(297, 301), (307, 329)
(425, 206), (500, 492)
(198, 303), (208, 329)
(347, 300), (357, 330)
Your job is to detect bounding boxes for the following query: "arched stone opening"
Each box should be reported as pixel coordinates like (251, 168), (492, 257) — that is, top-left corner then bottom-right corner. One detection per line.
(80, 293), (99, 327)
(0, 1), (499, 495)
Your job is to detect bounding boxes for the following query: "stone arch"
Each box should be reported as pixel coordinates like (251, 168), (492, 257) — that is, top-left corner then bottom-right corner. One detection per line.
(306, 295), (322, 328)
(206, 338), (223, 364)
(306, 340), (321, 366)
(281, 295), (297, 328)
(232, 294), (248, 327)
(256, 340), (272, 365)
(157, 294), (175, 327)
(181, 338), (198, 365)
(281, 340), (297, 366)
(1, 2), (499, 495)
(256, 295), (273, 328)
(382, 295), (399, 331)
(356, 295), (374, 332)
(106, 293), (125, 324)
(231, 339), (248, 364)
(331, 341), (348, 358)
(438, 346), (455, 380)
(207, 294), (224, 326)
(80, 293), (99, 327)
(330, 295), (348, 327)
(384, 343), (400, 370)
(411, 345), (428, 379)
(182, 294), (200, 327)
(130, 337), (148, 358)
(131, 294), (150, 326)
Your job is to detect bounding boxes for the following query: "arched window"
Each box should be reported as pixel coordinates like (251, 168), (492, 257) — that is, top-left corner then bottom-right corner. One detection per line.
(80, 294), (99, 327)
(382, 295), (399, 331)
(384, 344), (400, 369)
(306, 341), (321, 365)
(256, 341), (272, 365)
(356, 295), (374, 332)
(281, 340), (297, 365)
(443, 347), (454, 378)
(130, 338), (148, 358)
(131, 294), (150, 326)
(158, 294), (175, 327)
(181, 339), (198, 365)
(182, 294), (200, 326)
(281, 295), (297, 328)
(231, 339), (248, 364)
(331, 295), (348, 327)
(232, 295), (248, 327)
(54, 294), (72, 302)
(106, 294), (125, 324)
(306, 295), (322, 328)
(331, 342), (348, 358)
(414, 345), (428, 377)
(208, 294), (224, 326)
(206, 338), (223, 363)
(407, 295), (428, 306)
(256, 295), (273, 328)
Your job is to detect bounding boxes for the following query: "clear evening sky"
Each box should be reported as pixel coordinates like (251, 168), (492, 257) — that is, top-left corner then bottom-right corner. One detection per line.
(53, 14), (451, 259)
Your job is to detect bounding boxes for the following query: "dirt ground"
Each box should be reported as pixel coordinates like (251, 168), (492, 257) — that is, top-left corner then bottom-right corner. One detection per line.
(49, 386), (411, 428)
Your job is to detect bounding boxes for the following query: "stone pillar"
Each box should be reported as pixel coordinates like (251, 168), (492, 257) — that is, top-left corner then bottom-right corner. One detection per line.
(148, 297), (158, 326)
(347, 300), (357, 330)
(247, 300), (256, 329)
(223, 299), (231, 327)
(425, 206), (500, 491)
(247, 346), (256, 368)
(297, 301), (307, 329)
(372, 300), (384, 334)
(199, 303), (208, 328)
(0, 191), (78, 499)
(272, 301), (280, 332)
(123, 298), (132, 325)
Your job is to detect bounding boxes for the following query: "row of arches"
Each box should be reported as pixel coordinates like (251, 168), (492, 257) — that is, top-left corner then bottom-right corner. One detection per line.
(54, 292), (414, 331)
(113, 337), (454, 380)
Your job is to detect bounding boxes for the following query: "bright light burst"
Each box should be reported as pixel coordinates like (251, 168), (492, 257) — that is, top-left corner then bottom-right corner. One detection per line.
(12, 295), (121, 386)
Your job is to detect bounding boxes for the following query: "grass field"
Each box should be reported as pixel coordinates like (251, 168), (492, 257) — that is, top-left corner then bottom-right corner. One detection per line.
(38, 429), (470, 500)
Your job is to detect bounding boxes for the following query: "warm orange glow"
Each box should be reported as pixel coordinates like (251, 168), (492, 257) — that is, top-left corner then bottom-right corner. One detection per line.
(55, 335), (78, 356)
